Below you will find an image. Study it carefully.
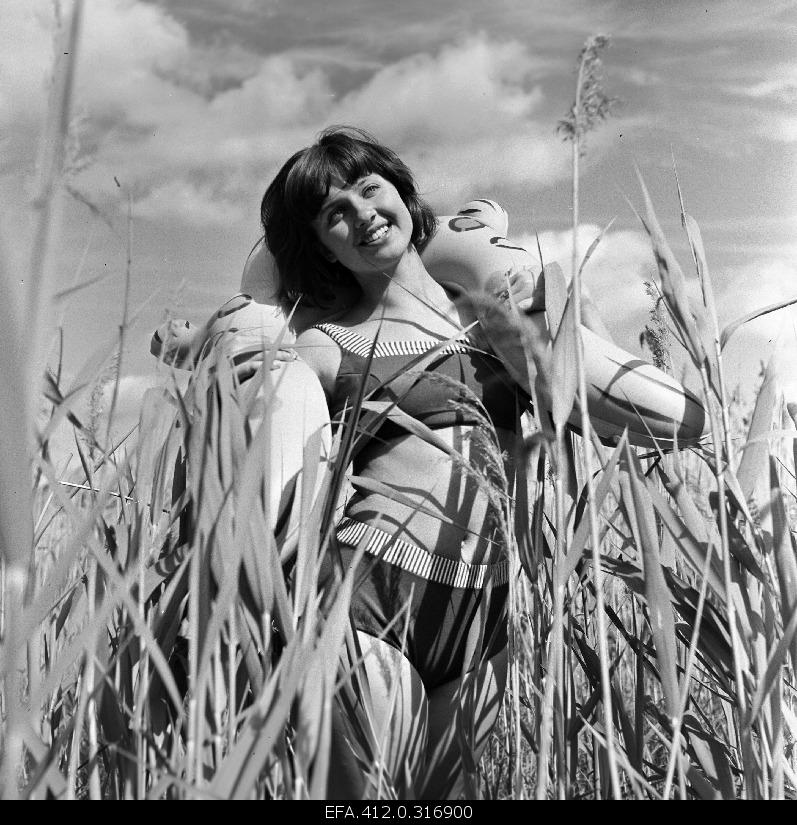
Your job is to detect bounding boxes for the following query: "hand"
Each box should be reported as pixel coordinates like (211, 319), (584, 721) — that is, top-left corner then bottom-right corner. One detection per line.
(493, 267), (545, 314)
(231, 345), (299, 383)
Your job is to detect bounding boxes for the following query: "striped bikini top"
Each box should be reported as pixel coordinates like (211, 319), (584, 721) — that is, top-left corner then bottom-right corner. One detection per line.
(314, 321), (524, 438)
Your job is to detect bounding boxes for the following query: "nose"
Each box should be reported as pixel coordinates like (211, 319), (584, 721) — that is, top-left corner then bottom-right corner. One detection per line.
(354, 199), (376, 227)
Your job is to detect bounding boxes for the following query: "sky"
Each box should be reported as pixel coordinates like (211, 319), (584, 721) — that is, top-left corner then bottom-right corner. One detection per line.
(2, 0), (796, 448)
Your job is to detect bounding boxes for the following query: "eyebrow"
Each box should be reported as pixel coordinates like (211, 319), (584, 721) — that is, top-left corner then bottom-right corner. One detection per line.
(318, 177), (371, 217)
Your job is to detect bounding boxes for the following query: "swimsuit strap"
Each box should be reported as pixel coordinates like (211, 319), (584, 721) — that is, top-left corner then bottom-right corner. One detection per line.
(315, 322), (475, 359)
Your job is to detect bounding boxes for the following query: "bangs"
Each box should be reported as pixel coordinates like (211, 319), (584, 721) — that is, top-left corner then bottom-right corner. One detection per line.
(282, 139), (392, 222)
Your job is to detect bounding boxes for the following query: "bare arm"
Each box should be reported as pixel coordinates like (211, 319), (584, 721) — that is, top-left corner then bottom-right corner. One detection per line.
(292, 326), (341, 400)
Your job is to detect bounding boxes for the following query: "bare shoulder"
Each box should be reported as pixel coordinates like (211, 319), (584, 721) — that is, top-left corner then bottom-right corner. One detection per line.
(294, 326), (340, 396)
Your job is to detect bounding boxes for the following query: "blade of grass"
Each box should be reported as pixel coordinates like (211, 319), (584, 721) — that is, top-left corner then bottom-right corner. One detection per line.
(720, 297), (797, 351)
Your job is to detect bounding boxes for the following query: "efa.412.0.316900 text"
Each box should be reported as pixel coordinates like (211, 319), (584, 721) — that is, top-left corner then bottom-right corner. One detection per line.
(324, 804), (474, 820)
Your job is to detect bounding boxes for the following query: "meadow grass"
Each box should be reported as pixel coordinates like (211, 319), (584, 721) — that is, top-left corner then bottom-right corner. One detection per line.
(1, 11), (796, 799)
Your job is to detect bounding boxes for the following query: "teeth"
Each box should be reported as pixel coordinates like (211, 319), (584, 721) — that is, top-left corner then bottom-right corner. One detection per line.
(362, 225), (388, 244)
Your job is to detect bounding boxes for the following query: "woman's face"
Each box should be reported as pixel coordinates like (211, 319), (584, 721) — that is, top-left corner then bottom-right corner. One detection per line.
(311, 173), (413, 276)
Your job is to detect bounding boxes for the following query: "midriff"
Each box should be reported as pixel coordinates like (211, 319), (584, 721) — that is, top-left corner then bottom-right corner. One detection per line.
(344, 423), (517, 565)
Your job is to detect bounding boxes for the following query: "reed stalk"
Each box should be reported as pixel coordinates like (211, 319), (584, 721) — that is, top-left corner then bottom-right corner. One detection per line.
(558, 34), (621, 798)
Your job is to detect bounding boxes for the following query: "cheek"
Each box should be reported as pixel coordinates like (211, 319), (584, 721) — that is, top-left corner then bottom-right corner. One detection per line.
(324, 225), (351, 252)
(316, 225), (355, 264)
(314, 219), (338, 244)
(395, 198), (413, 227)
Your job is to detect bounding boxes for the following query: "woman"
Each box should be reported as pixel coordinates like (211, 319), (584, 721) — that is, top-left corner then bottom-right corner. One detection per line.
(261, 127), (527, 799)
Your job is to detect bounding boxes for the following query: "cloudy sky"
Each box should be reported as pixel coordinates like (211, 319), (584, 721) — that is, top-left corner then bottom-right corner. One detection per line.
(3, 0), (796, 441)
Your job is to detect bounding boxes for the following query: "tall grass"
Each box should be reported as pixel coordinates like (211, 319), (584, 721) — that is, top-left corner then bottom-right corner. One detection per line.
(2, 15), (797, 799)
(555, 34), (622, 797)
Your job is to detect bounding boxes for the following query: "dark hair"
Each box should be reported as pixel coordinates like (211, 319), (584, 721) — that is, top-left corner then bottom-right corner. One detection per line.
(261, 126), (437, 307)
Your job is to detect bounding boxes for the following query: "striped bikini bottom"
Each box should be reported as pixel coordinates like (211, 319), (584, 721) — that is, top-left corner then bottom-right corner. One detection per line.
(324, 517), (509, 691)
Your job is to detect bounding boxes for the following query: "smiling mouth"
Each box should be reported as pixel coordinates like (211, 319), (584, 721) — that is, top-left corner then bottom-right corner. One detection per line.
(359, 224), (390, 246)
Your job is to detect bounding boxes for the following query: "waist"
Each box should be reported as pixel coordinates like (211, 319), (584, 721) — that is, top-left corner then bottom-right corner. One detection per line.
(346, 427), (513, 564)
(352, 421), (517, 480)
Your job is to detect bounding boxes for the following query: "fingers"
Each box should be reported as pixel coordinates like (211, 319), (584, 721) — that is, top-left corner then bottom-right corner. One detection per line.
(503, 268), (545, 314)
(507, 266), (536, 285)
(272, 347), (299, 364)
(501, 269), (546, 316)
(270, 348), (299, 369)
(232, 348), (299, 383)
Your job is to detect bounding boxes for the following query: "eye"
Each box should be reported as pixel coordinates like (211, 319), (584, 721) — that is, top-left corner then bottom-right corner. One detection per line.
(363, 182), (379, 196)
(326, 205), (344, 225)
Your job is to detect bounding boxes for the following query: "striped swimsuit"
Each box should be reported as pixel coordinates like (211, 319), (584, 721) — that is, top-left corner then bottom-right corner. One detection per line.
(316, 322), (522, 690)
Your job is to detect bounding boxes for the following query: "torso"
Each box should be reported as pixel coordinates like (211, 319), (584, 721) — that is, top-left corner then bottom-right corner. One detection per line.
(296, 287), (523, 565)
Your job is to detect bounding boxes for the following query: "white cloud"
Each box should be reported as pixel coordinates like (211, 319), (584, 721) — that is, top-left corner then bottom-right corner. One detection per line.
(412, 131), (568, 206)
(76, 0), (191, 114)
(685, 250), (797, 394)
(334, 36), (569, 198)
(0, 1), (329, 218)
(623, 68), (663, 88)
(68, 1), (333, 208)
(716, 256), (797, 331)
(73, 26), (574, 223)
(335, 37), (544, 142)
(730, 64), (797, 103)
(724, 63), (797, 144)
(524, 227), (797, 351)
(767, 115), (797, 144)
(2, 1), (191, 166)
(134, 180), (249, 228)
(6, 4), (575, 227)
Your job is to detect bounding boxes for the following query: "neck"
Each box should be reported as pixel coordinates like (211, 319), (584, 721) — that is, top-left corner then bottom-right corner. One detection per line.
(351, 246), (448, 318)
